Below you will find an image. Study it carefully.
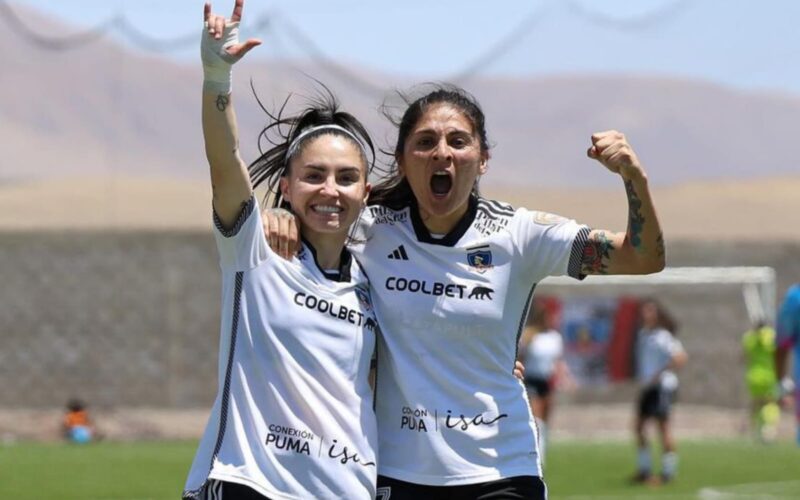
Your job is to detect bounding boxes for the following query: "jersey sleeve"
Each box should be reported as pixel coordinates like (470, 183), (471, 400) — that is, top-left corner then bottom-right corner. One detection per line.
(777, 286), (800, 350)
(348, 206), (377, 255)
(212, 196), (270, 271)
(667, 335), (685, 356)
(512, 208), (591, 282)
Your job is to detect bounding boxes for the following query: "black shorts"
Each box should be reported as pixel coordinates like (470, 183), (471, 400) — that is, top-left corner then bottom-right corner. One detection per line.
(376, 475), (547, 500)
(188, 480), (273, 500)
(525, 376), (553, 398)
(638, 385), (676, 420)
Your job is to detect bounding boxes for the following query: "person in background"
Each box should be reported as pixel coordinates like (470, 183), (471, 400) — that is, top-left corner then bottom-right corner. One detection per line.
(62, 398), (95, 444)
(741, 320), (780, 442)
(776, 283), (800, 446)
(631, 299), (687, 485)
(519, 301), (573, 466)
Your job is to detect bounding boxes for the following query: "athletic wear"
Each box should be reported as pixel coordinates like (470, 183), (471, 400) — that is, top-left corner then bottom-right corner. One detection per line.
(637, 384), (676, 419)
(777, 284), (800, 436)
(525, 377), (553, 398)
(353, 196), (589, 486)
(376, 475), (547, 500)
(201, 480), (274, 500)
(742, 326), (777, 398)
(777, 285), (800, 394)
(523, 329), (563, 380)
(636, 327), (684, 391)
(184, 197), (379, 500)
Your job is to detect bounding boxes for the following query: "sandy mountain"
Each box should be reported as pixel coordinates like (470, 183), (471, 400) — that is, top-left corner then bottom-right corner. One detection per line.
(1, 4), (798, 239)
(2, 3), (800, 189)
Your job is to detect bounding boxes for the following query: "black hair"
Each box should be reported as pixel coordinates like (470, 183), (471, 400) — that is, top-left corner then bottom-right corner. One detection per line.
(369, 83), (491, 209)
(248, 81), (376, 210)
(66, 398), (86, 412)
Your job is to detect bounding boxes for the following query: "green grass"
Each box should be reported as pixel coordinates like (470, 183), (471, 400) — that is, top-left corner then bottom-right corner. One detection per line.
(0, 439), (797, 499)
(545, 439), (800, 499)
(0, 441), (195, 500)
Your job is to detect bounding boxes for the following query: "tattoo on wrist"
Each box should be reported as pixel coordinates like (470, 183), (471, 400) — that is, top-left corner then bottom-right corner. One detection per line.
(216, 94), (230, 112)
(581, 231), (614, 275)
(625, 180), (645, 250)
(656, 232), (665, 259)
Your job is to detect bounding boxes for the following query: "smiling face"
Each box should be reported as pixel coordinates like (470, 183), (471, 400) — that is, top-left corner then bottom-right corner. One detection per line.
(280, 134), (370, 240)
(398, 103), (488, 234)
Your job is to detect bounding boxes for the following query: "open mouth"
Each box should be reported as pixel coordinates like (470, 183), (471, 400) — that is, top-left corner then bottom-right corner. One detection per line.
(430, 171), (453, 197)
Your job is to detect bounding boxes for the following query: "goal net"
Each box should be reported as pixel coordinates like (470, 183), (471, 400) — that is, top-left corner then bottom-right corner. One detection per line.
(531, 267), (775, 401)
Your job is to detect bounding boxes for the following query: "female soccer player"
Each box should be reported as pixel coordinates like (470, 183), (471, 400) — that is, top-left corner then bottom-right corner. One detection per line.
(631, 299), (687, 485)
(519, 302), (571, 465)
(183, 2), (379, 498)
(265, 85), (665, 499)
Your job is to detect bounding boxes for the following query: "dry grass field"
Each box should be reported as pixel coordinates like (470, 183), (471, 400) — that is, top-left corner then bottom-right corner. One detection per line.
(3, 175), (798, 241)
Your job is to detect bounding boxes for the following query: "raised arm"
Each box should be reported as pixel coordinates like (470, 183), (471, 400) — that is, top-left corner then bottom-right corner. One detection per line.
(201, 0), (261, 228)
(580, 131), (665, 276)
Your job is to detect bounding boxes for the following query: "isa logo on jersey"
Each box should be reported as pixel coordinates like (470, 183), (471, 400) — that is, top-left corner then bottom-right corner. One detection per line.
(466, 245), (493, 273)
(355, 286), (372, 312)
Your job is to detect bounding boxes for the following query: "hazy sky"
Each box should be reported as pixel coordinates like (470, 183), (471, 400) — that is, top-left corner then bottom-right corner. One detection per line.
(8, 0), (800, 95)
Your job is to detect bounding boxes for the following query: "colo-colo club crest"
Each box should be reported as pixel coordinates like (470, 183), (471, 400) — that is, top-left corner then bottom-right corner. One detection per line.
(466, 245), (493, 273)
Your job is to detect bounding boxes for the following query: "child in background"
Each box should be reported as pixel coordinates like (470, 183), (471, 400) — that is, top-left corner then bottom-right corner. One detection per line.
(62, 398), (94, 444)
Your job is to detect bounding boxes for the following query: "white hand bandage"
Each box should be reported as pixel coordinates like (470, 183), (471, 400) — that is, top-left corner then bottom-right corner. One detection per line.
(201, 21), (242, 94)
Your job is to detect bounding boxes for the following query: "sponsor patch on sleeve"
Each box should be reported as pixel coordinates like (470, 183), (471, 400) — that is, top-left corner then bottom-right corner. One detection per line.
(533, 211), (568, 226)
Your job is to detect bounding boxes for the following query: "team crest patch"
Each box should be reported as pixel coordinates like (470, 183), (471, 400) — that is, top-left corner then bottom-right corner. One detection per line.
(466, 245), (493, 273)
(533, 211), (567, 226)
(355, 286), (372, 312)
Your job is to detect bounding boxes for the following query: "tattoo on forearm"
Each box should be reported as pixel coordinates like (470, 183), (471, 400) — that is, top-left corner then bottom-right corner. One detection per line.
(581, 231), (614, 275)
(216, 94), (230, 112)
(625, 180), (645, 250)
(656, 232), (665, 259)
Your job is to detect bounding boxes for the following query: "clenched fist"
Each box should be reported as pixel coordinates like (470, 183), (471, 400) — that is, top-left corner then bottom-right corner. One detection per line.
(587, 130), (644, 181)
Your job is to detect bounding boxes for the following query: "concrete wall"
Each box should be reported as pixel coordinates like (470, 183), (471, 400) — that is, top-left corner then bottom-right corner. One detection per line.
(1, 232), (797, 409)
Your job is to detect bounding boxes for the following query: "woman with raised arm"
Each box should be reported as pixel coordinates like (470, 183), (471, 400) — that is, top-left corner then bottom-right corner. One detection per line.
(183, 2), (380, 499)
(265, 85), (664, 498)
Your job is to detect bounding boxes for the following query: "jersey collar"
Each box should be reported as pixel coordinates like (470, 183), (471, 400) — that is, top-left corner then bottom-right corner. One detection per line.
(300, 237), (353, 282)
(410, 195), (478, 247)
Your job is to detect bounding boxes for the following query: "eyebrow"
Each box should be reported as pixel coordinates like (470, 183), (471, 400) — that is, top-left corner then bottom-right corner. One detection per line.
(301, 164), (361, 174)
(412, 127), (472, 136)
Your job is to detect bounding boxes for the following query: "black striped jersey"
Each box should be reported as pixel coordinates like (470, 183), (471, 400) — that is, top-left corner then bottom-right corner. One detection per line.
(351, 195), (589, 486)
(184, 197), (379, 500)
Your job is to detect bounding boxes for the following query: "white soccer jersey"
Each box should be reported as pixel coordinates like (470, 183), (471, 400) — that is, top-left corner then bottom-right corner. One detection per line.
(523, 330), (564, 380)
(183, 197), (379, 500)
(636, 328), (684, 391)
(352, 196), (589, 486)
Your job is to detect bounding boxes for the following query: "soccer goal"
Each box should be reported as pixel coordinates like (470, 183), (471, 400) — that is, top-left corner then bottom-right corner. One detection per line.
(534, 267), (776, 394)
(542, 266), (777, 323)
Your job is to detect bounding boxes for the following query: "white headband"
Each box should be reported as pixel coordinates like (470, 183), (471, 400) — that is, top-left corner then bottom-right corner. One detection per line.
(285, 124), (366, 161)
